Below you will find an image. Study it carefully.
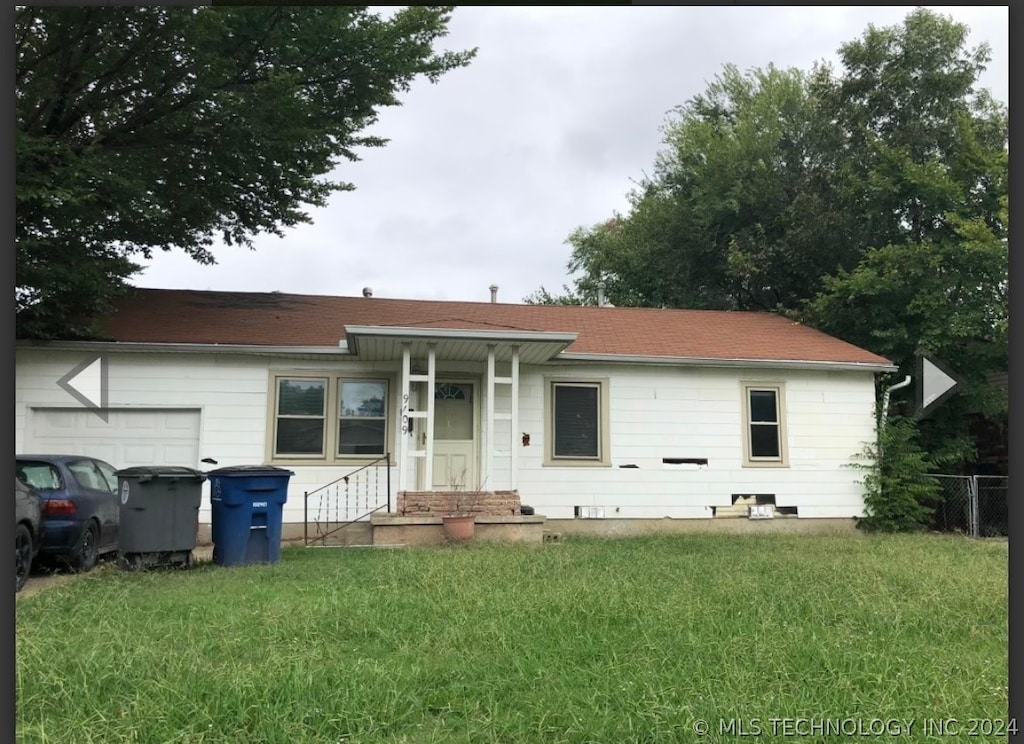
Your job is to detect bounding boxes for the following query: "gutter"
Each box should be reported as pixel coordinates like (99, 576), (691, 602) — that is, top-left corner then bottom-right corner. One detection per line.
(553, 352), (898, 374)
(17, 340), (897, 373)
(16, 340), (353, 357)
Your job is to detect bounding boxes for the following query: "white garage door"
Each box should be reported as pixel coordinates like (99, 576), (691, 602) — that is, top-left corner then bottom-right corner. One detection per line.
(26, 408), (202, 469)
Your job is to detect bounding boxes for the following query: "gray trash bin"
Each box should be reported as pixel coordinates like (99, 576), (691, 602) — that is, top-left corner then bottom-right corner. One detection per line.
(116, 466), (206, 571)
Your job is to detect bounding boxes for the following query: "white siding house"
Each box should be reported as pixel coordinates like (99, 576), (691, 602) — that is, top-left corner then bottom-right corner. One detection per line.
(15, 289), (895, 534)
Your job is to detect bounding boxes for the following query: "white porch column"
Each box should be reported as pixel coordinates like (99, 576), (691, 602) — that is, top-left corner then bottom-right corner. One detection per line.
(485, 344), (496, 491)
(398, 343), (412, 492)
(423, 344), (437, 491)
(510, 345), (520, 492)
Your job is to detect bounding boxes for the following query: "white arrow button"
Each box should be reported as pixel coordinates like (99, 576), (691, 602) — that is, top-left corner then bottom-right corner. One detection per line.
(920, 357), (960, 411)
(57, 355), (108, 422)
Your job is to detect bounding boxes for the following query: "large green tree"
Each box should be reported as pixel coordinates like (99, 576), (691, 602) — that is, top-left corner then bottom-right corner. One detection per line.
(530, 9), (1007, 469)
(804, 10), (1007, 463)
(528, 63), (838, 312)
(16, 6), (475, 339)
(806, 201), (1008, 464)
(535, 10), (1005, 315)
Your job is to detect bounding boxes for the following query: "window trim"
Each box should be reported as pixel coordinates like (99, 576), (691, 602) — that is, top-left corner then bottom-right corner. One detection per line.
(267, 371), (392, 465)
(543, 377), (612, 467)
(740, 381), (789, 468)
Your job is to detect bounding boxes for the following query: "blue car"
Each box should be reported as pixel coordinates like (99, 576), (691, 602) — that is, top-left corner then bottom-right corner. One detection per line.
(15, 455), (120, 572)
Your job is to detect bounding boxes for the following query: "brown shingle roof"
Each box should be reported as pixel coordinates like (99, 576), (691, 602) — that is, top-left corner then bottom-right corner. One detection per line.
(97, 288), (892, 367)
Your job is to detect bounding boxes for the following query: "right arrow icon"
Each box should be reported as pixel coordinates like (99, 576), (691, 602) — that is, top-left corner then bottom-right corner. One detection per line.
(916, 355), (964, 420)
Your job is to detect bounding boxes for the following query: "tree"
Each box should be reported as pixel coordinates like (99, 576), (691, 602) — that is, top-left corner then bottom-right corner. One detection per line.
(531, 9), (1007, 471)
(804, 9), (1008, 464)
(16, 6), (475, 339)
(538, 10), (1005, 319)
(810, 8), (1005, 252)
(532, 63), (849, 312)
(806, 199), (1008, 464)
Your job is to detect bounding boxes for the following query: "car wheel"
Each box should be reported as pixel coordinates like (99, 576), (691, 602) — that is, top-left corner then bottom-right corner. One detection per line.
(16, 524), (33, 593)
(71, 521), (100, 573)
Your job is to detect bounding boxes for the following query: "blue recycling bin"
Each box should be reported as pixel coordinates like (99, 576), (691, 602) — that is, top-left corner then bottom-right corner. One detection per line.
(207, 466), (294, 567)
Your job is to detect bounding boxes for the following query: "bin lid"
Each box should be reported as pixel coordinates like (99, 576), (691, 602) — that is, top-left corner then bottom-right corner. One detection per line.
(116, 466), (207, 481)
(206, 465), (295, 477)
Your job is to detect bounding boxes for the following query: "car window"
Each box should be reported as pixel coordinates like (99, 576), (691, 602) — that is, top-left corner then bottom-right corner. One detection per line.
(68, 460), (105, 491)
(93, 460), (119, 494)
(16, 462), (63, 490)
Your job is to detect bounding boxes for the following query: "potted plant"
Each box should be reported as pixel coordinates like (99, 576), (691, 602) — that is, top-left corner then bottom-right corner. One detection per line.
(440, 472), (481, 542)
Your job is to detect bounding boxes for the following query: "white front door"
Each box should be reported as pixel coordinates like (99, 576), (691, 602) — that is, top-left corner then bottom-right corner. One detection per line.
(430, 382), (476, 490)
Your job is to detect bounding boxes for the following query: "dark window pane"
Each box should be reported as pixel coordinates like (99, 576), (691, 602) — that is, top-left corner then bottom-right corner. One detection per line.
(554, 385), (599, 458)
(341, 381), (386, 417)
(279, 379), (326, 416)
(276, 419), (325, 455)
(750, 424), (780, 458)
(339, 419), (386, 455)
(749, 390), (778, 423)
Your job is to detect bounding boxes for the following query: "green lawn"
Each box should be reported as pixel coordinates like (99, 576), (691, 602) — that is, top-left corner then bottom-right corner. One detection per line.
(16, 534), (1007, 743)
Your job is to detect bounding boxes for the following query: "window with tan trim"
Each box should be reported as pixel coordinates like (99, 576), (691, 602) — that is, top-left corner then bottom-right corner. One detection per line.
(269, 373), (390, 463)
(274, 377), (327, 457)
(543, 377), (612, 466)
(741, 382), (789, 467)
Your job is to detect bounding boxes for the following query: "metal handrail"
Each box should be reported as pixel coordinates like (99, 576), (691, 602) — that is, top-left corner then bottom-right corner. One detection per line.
(304, 453), (391, 498)
(310, 503), (391, 546)
(303, 453), (392, 546)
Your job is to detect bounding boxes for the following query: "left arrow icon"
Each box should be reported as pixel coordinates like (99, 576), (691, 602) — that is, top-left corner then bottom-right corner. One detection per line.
(57, 355), (109, 422)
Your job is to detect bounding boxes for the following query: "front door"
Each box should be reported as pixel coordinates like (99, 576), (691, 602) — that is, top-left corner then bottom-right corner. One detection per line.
(431, 382), (476, 490)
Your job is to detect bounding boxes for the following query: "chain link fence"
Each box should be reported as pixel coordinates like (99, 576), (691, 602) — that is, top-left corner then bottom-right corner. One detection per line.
(930, 474), (1008, 537)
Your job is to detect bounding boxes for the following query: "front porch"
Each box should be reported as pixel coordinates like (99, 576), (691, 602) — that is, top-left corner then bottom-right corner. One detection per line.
(299, 325), (577, 546)
(300, 454), (548, 547)
(345, 324), (576, 495)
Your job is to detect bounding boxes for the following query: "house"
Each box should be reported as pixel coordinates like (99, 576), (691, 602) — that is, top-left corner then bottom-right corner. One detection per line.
(15, 288), (896, 542)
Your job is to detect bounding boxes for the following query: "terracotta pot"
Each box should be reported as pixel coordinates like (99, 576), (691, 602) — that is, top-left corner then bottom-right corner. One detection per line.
(441, 515), (475, 542)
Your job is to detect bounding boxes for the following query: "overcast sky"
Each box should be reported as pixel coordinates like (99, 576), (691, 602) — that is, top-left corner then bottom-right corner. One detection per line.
(137, 6), (1009, 306)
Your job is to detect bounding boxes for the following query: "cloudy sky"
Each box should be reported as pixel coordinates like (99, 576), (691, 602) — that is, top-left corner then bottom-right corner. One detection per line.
(137, 6), (1009, 306)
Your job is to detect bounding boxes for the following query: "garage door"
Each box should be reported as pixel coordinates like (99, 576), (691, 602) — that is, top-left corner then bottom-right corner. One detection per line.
(25, 408), (201, 469)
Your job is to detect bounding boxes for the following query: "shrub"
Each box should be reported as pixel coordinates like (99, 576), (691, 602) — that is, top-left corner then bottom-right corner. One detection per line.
(854, 413), (947, 532)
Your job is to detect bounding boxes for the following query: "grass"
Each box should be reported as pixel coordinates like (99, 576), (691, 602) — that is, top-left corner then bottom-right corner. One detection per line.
(16, 534), (1007, 743)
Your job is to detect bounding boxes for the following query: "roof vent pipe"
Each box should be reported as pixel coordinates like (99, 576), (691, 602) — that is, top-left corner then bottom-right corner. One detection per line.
(362, 287), (373, 298)
(489, 284), (498, 303)
(596, 281), (606, 307)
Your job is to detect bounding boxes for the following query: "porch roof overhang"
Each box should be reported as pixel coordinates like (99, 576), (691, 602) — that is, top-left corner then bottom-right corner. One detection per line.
(343, 325), (577, 364)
